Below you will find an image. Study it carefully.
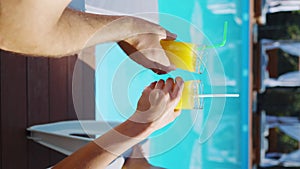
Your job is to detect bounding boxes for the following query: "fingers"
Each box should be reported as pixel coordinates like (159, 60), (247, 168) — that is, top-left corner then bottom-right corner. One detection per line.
(151, 64), (176, 74)
(142, 81), (157, 97)
(163, 78), (174, 94)
(151, 68), (167, 75)
(145, 81), (156, 91)
(150, 60), (176, 75)
(152, 77), (184, 99)
(155, 80), (164, 89)
(171, 77), (184, 99)
(149, 81), (157, 89)
(165, 30), (177, 40)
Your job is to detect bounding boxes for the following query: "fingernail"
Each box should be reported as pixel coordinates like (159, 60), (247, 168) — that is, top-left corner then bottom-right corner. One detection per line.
(166, 31), (177, 40)
(167, 77), (173, 81)
(175, 77), (183, 84)
(171, 32), (177, 39)
(158, 79), (165, 83)
(169, 32), (177, 39)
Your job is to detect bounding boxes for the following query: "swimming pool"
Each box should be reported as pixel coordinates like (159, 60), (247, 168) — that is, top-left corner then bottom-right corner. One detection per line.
(94, 0), (251, 168)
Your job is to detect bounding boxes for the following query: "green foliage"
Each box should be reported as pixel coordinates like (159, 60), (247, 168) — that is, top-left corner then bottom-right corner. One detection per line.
(277, 129), (299, 153)
(292, 10), (300, 14)
(287, 24), (300, 40)
(278, 51), (298, 75)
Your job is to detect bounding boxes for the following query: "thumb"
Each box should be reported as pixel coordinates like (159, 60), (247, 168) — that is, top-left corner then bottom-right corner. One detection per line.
(148, 89), (168, 112)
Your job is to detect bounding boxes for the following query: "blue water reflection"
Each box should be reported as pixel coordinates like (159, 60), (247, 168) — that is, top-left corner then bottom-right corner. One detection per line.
(95, 0), (250, 168)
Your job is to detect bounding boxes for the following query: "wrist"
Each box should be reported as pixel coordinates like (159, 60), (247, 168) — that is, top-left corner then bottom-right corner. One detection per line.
(120, 16), (165, 40)
(104, 16), (137, 41)
(93, 119), (152, 156)
(116, 119), (153, 139)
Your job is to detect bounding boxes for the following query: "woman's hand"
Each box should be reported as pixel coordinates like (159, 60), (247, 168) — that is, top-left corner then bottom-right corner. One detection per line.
(118, 17), (177, 74)
(129, 77), (184, 136)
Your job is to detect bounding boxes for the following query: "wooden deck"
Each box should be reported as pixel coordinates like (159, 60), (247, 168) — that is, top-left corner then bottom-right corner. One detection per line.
(0, 49), (95, 169)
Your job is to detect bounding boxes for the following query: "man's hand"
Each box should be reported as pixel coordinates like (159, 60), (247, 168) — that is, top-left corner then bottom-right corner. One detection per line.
(117, 18), (177, 73)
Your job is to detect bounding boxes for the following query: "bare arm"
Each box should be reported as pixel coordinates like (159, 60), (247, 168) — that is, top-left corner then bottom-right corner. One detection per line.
(53, 77), (184, 169)
(1, 6), (143, 56)
(52, 120), (151, 169)
(0, 0), (175, 72)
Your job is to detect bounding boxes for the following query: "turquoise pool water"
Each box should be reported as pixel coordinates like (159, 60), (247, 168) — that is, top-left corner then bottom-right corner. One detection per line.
(95, 0), (250, 168)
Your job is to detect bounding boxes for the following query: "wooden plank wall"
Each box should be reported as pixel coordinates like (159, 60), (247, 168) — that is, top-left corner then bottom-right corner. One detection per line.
(0, 49), (95, 169)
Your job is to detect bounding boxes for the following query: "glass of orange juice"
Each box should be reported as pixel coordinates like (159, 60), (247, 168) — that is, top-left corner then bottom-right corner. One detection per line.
(160, 40), (204, 110)
(174, 80), (203, 110)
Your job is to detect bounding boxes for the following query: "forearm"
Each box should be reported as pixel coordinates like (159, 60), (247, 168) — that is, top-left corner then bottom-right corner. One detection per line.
(53, 119), (152, 169)
(54, 8), (134, 54)
(0, 6), (150, 57)
(51, 8), (166, 56)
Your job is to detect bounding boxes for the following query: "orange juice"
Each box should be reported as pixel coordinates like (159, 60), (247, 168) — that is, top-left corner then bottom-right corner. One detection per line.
(175, 81), (201, 110)
(160, 40), (201, 110)
(160, 40), (198, 72)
